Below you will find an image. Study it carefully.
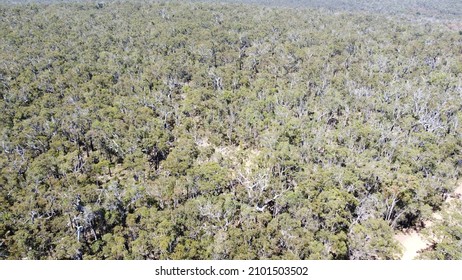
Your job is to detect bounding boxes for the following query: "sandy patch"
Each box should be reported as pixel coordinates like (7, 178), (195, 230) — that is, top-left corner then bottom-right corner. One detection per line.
(394, 182), (462, 260)
(454, 184), (462, 196)
(395, 230), (430, 260)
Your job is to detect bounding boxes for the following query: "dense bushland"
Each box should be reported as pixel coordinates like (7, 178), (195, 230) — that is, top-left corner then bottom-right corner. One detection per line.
(0, 1), (461, 259)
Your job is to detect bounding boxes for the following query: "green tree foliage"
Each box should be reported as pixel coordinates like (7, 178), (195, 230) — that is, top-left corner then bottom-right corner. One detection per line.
(0, 0), (461, 260)
(419, 200), (462, 260)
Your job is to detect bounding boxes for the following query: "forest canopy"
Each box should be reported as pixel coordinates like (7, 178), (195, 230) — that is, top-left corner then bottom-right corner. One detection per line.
(0, 0), (461, 260)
